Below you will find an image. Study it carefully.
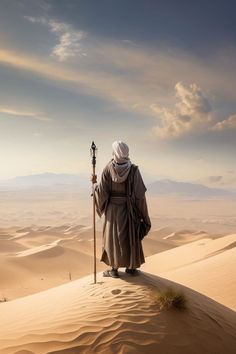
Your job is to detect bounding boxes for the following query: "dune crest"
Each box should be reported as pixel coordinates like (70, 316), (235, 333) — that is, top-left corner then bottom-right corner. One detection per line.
(143, 233), (236, 309)
(0, 272), (236, 354)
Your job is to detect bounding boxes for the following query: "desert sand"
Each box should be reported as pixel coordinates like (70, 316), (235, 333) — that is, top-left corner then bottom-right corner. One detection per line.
(1, 191), (236, 234)
(0, 222), (236, 353)
(0, 271), (236, 354)
(142, 233), (236, 310)
(0, 223), (224, 300)
(0, 273), (236, 354)
(0, 193), (236, 354)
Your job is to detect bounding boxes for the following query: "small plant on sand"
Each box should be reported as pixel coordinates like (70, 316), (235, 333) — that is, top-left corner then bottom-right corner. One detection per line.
(155, 287), (187, 310)
(0, 296), (7, 303)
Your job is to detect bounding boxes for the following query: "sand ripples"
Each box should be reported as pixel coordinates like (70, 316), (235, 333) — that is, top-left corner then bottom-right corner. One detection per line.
(1, 272), (236, 354)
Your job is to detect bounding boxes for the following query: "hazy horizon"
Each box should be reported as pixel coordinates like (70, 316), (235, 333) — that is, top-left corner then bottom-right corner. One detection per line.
(1, 170), (236, 193)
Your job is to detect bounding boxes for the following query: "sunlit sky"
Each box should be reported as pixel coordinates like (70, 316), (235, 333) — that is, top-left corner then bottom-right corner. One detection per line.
(0, 0), (236, 187)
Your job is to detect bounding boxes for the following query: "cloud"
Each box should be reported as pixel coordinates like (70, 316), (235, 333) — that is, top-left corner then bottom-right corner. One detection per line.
(199, 174), (236, 187)
(0, 48), (165, 116)
(24, 16), (86, 61)
(208, 175), (223, 183)
(0, 41), (235, 135)
(151, 82), (212, 138)
(0, 107), (51, 122)
(205, 174), (236, 186)
(24, 16), (46, 24)
(210, 114), (236, 131)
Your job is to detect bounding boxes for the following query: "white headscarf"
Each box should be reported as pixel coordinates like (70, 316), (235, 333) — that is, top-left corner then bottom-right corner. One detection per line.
(112, 140), (129, 163)
(109, 140), (132, 183)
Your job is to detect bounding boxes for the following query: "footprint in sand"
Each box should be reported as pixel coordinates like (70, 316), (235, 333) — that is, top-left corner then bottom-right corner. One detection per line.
(123, 290), (134, 295)
(111, 289), (122, 295)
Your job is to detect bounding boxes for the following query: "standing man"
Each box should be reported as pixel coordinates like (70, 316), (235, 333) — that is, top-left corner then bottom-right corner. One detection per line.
(91, 140), (151, 278)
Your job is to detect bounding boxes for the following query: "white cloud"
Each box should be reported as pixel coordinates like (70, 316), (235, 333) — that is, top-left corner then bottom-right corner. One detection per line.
(210, 114), (236, 131)
(175, 82), (212, 116)
(152, 82), (212, 138)
(24, 16), (86, 62)
(1, 42), (235, 134)
(0, 107), (51, 122)
(24, 16), (47, 25)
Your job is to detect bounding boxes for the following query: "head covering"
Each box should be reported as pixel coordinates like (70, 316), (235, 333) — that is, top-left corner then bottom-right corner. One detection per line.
(109, 140), (132, 183)
(112, 140), (129, 163)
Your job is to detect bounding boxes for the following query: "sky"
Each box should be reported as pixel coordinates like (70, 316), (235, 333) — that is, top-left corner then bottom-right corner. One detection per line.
(0, 0), (236, 188)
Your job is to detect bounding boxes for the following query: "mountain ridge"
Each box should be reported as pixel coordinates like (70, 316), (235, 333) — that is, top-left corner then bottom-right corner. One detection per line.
(0, 172), (235, 198)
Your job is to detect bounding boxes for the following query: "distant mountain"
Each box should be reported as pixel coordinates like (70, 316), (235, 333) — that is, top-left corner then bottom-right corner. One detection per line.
(0, 172), (89, 190)
(0, 173), (235, 198)
(147, 179), (236, 198)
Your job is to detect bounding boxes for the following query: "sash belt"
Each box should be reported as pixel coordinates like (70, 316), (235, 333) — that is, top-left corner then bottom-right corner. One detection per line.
(109, 195), (127, 204)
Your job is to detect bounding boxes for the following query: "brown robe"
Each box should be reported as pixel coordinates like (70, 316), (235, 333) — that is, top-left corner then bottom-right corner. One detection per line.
(94, 161), (151, 269)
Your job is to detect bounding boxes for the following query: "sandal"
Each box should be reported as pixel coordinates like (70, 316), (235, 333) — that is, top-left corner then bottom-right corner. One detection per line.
(125, 268), (140, 276)
(103, 268), (119, 278)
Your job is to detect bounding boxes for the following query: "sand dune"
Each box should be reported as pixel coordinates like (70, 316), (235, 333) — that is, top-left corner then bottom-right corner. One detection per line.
(0, 225), (233, 301)
(142, 234), (236, 309)
(0, 247), (105, 300)
(0, 225), (103, 299)
(0, 272), (235, 354)
(161, 247), (236, 310)
(162, 229), (209, 245)
(0, 224), (235, 353)
(142, 234), (236, 274)
(14, 239), (62, 257)
(0, 239), (27, 253)
(140, 227), (214, 256)
(0, 226), (104, 299)
(143, 237), (173, 255)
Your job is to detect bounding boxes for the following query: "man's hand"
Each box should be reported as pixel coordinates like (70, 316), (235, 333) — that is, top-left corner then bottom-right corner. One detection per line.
(91, 174), (97, 184)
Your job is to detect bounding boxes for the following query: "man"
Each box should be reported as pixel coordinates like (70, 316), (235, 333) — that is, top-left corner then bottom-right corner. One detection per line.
(92, 140), (151, 278)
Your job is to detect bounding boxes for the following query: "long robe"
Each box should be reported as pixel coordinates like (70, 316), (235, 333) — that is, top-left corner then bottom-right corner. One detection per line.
(94, 161), (151, 269)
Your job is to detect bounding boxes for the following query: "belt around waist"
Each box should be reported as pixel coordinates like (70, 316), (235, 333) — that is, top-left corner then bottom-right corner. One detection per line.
(109, 196), (127, 204)
(110, 192), (127, 197)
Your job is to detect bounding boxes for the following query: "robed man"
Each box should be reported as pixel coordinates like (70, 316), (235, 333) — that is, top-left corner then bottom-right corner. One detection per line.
(92, 140), (151, 278)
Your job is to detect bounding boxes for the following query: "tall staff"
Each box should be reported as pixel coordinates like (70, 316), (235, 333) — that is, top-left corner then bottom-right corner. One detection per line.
(90, 141), (97, 284)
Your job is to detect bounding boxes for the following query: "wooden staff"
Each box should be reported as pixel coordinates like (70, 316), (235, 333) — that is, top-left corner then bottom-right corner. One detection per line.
(90, 141), (97, 284)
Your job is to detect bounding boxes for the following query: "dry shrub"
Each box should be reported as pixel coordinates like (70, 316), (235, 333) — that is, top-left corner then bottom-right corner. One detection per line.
(156, 287), (187, 310)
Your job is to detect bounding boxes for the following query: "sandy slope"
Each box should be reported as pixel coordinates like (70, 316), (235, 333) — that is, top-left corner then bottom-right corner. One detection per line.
(142, 234), (236, 273)
(0, 227), (235, 353)
(162, 229), (209, 245)
(0, 224), (233, 301)
(0, 225), (179, 300)
(161, 247), (236, 310)
(142, 234), (236, 309)
(0, 225), (105, 299)
(0, 271), (235, 354)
